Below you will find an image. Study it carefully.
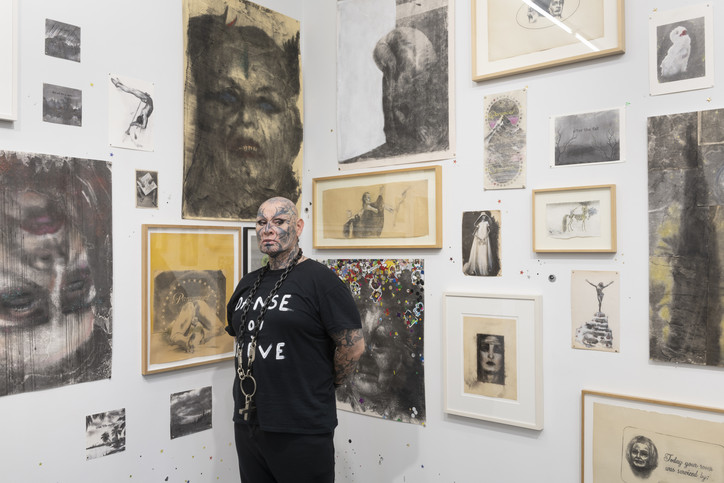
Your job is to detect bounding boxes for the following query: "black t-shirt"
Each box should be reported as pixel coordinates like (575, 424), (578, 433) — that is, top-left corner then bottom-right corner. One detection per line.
(226, 259), (361, 433)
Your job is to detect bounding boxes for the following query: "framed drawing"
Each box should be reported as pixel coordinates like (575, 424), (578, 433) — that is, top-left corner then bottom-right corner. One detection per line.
(582, 390), (724, 482)
(141, 224), (240, 374)
(1, 0), (18, 120)
(312, 165), (442, 249)
(532, 184), (616, 253)
(472, 0), (625, 82)
(649, 4), (714, 96)
(242, 226), (264, 275)
(443, 293), (543, 430)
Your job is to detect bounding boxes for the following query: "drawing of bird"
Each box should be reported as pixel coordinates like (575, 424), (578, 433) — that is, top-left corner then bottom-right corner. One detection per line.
(660, 26), (691, 78)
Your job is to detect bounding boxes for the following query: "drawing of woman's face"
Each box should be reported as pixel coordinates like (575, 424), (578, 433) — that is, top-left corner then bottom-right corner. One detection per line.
(630, 442), (651, 468)
(195, 27), (302, 190)
(0, 170), (97, 391)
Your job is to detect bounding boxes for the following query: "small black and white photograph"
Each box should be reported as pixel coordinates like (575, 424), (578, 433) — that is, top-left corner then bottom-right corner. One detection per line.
(42, 83), (82, 126)
(461, 210), (501, 277)
(649, 4), (713, 95)
(135, 170), (158, 209)
(45, 18), (80, 62)
(85, 408), (126, 460)
(551, 108), (624, 167)
(109, 74), (154, 151)
(170, 386), (212, 439)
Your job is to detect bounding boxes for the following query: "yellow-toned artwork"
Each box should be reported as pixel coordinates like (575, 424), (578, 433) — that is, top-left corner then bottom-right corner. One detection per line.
(142, 225), (240, 374)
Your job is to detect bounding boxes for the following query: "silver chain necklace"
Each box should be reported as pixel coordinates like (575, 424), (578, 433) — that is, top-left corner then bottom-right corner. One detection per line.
(235, 248), (303, 421)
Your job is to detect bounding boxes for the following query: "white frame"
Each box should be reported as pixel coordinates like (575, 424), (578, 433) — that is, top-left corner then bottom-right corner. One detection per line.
(649, 3), (714, 96)
(0, 0), (18, 120)
(443, 292), (543, 430)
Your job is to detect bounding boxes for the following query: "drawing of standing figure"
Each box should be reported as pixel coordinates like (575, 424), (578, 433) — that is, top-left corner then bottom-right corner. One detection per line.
(587, 279), (613, 314)
(462, 211), (501, 276)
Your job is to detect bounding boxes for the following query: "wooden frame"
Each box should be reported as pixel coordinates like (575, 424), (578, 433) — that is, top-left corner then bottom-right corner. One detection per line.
(472, 0), (625, 82)
(582, 390), (724, 482)
(242, 226), (264, 275)
(0, 0), (18, 120)
(532, 184), (616, 253)
(141, 224), (240, 374)
(443, 292), (543, 430)
(312, 165), (442, 249)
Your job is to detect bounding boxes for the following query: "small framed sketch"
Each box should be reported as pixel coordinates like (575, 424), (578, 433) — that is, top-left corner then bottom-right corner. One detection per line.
(551, 107), (625, 167)
(582, 390), (724, 482)
(242, 226), (264, 275)
(1, 0), (18, 120)
(443, 293), (542, 430)
(141, 224), (240, 374)
(532, 184), (616, 253)
(471, 0), (625, 82)
(649, 4), (713, 96)
(135, 170), (158, 208)
(312, 165), (442, 249)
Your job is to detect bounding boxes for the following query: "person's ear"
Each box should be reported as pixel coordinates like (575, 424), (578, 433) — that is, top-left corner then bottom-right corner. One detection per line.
(296, 217), (304, 237)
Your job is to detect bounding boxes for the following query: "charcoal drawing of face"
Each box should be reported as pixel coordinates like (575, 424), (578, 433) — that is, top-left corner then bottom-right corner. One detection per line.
(625, 435), (658, 478)
(477, 334), (504, 384)
(328, 259), (426, 424)
(183, 12), (302, 221)
(0, 151), (112, 396)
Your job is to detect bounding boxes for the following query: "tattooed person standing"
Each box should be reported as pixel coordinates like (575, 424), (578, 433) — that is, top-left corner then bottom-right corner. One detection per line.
(226, 197), (364, 483)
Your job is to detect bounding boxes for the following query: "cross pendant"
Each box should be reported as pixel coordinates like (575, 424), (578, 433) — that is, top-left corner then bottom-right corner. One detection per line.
(239, 395), (255, 421)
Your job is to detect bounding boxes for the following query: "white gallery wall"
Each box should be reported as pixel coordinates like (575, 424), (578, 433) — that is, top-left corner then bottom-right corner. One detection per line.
(1, 0), (723, 482)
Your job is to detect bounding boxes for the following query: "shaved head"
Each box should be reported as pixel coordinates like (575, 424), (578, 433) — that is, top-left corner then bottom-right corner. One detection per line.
(256, 197), (304, 269)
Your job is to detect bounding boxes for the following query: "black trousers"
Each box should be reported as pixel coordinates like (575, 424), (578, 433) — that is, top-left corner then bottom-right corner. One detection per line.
(234, 423), (335, 483)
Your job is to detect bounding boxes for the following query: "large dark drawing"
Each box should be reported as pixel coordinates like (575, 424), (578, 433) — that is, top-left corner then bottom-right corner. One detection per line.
(337, 1), (452, 166)
(648, 109), (723, 366)
(324, 259), (426, 424)
(183, 2), (302, 221)
(0, 150), (113, 397)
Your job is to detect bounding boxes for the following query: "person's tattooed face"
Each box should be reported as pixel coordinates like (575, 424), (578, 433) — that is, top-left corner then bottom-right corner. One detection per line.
(255, 197), (301, 260)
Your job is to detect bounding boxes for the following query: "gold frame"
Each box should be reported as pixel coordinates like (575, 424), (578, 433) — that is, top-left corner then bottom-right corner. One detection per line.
(141, 224), (241, 375)
(532, 184), (616, 253)
(581, 390), (724, 482)
(471, 0), (625, 82)
(312, 165), (442, 249)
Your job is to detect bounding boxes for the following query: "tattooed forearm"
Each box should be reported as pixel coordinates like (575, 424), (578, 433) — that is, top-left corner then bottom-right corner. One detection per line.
(331, 328), (365, 386)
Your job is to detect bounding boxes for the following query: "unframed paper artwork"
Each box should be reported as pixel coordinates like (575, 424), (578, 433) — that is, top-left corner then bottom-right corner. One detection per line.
(461, 210), (501, 277)
(86, 408), (126, 460)
(45, 18), (80, 62)
(170, 386), (212, 439)
(484, 89), (526, 188)
(135, 170), (158, 208)
(323, 259), (426, 424)
(337, 0), (454, 168)
(43, 83), (81, 126)
(571, 270), (620, 352)
(648, 108), (724, 366)
(551, 108), (624, 166)
(182, 0), (303, 221)
(649, 4), (713, 96)
(109, 74), (154, 151)
(0, 150), (113, 397)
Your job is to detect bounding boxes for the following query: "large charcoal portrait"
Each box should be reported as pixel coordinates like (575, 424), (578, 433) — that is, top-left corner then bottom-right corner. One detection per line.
(324, 259), (426, 425)
(337, 0), (454, 168)
(648, 108), (724, 366)
(182, 0), (303, 221)
(0, 150), (113, 397)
